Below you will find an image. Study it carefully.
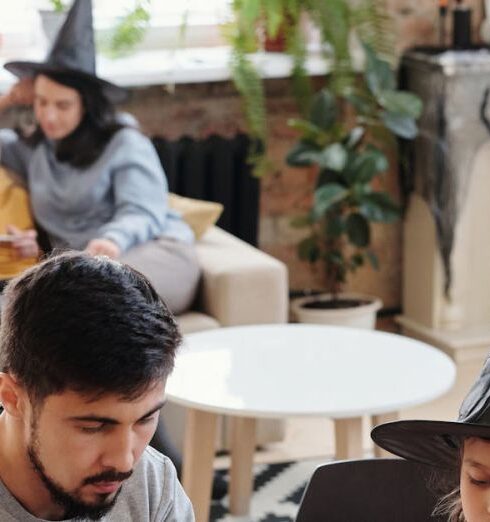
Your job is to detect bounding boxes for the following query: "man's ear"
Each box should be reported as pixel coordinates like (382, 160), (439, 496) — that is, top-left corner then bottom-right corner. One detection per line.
(0, 373), (26, 418)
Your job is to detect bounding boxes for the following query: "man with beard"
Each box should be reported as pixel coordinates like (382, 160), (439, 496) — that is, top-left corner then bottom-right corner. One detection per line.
(0, 252), (194, 521)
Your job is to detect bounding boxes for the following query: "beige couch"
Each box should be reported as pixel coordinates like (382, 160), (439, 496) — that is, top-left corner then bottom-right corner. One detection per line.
(165, 225), (289, 451)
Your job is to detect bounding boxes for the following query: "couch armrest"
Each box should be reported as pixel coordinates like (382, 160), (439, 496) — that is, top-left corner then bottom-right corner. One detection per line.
(195, 227), (288, 325)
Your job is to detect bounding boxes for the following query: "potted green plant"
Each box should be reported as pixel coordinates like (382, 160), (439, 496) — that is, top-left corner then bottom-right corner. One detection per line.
(287, 45), (422, 328)
(97, 0), (151, 58)
(39, 0), (151, 56)
(39, 0), (68, 44)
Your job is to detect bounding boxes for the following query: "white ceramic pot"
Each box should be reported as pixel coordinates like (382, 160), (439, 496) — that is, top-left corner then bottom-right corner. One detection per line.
(291, 292), (382, 330)
(39, 10), (67, 46)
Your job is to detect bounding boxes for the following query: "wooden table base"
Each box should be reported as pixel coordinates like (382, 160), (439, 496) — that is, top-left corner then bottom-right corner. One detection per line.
(229, 416), (256, 515)
(181, 408), (218, 522)
(182, 410), (399, 521)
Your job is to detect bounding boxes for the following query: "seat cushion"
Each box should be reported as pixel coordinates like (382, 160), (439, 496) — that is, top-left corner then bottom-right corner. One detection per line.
(176, 311), (220, 334)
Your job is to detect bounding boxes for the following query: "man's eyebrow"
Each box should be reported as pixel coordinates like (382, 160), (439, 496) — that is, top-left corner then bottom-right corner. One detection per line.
(67, 400), (166, 425)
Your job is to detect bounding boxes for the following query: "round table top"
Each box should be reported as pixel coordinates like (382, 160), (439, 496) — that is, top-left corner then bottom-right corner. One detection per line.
(165, 324), (456, 419)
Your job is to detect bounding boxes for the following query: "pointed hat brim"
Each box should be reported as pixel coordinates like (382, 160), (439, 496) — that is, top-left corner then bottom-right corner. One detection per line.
(4, 61), (128, 104)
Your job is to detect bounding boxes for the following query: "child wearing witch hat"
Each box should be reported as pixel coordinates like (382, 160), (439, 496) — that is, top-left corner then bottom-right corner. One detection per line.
(373, 355), (490, 521)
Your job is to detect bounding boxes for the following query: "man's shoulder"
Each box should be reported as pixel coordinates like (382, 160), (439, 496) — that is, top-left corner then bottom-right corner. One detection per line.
(127, 445), (177, 492)
(139, 446), (175, 476)
(108, 446), (194, 521)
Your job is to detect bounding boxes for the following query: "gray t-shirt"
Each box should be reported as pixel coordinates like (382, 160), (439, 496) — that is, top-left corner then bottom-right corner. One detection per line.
(0, 446), (195, 521)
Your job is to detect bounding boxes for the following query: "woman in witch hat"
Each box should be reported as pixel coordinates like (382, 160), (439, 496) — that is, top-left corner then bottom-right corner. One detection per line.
(0, 0), (200, 316)
(372, 356), (490, 521)
(0, 0), (207, 492)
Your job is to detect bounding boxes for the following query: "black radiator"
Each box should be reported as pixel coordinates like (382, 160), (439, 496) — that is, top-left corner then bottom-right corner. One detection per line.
(152, 134), (260, 246)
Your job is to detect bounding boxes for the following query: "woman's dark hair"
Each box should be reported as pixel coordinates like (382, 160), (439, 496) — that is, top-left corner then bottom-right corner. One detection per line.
(25, 71), (126, 168)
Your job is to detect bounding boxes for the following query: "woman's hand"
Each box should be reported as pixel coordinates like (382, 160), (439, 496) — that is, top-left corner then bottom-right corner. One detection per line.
(3, 79), (35, 108)
(85, 238), (121, 259)
(6, 225), (40, 259)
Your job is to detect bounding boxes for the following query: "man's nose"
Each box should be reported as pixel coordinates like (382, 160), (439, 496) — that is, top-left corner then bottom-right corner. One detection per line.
(100, 430), (135, 473)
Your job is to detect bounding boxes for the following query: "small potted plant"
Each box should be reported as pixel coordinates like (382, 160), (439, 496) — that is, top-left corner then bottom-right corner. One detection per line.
(287, 45), (422, 329)
(39, 0), (69, 45)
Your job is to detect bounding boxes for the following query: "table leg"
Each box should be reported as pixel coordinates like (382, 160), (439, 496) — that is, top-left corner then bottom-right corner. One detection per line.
(372, 412), (398, 458)
(182, 408), (218, 522)
(334, 417), (363, 460)
(229, 416), (256, 516)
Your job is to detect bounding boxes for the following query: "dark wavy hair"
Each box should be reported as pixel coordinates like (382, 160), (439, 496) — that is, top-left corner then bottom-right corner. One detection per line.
(25, 71), (126, 168)
(0, 251), (181, 404)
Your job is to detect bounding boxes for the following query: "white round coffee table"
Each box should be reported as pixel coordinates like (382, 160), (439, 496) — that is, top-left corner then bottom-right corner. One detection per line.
(166, 324), (456, 522)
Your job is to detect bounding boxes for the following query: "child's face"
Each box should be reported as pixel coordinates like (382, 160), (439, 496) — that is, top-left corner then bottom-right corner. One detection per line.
(460, 437), (490, 521)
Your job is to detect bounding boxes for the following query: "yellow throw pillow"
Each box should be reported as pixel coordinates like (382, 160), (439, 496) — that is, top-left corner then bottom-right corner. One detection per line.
(0, 167), (37, 280)
(168, 193), (223, 240)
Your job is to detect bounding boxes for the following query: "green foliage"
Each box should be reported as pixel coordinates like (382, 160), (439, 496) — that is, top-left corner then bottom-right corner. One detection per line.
(98, 1), (151, 58)
(286, 45), (422, 296)
(48, 0), (67, 13)
(227, 0), (398, 176)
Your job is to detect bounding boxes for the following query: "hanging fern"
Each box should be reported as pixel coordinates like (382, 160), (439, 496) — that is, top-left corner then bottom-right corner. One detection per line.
(286, 10), (312, 117)
(352, 0), (395, 63)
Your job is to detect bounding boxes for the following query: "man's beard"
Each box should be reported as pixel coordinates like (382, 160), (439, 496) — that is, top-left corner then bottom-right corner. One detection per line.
(27, 419), (132, 521)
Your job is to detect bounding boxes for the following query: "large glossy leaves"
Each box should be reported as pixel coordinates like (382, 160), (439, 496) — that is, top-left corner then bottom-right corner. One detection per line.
(313, 183), (348, 218)
(344, 147), (388, 184)
(364, 43), (395, 95)
(359, 192), (400, 222)
(344, 126), (365, 149)
(286, 141), (321, 167)
(378, 90), (423, 119)
(317, 143), (348, 171)
(326, 214), (345, 238)
(346, 213), (370, 247)
(309, 89), (337, 131)
(381, 111), (418, 139)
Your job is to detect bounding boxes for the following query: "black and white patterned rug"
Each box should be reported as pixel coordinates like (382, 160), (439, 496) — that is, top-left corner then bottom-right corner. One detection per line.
(210, 459), (324, 522)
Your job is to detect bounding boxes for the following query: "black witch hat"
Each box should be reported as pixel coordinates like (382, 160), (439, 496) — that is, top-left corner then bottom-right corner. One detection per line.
(4, 0), (127, 103)
(372, 354), (490, 469)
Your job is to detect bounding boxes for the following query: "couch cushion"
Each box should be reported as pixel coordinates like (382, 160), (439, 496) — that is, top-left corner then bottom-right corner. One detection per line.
(168, 193), (223, 240)
(176, 311), (220, 334)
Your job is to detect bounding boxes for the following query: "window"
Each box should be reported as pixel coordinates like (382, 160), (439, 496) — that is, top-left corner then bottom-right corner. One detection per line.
(0, 1), (232, 53)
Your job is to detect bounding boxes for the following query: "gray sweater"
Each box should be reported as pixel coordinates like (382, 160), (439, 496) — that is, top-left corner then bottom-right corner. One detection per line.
(0, 127), (194, 253)
(0, 446), (195, 521)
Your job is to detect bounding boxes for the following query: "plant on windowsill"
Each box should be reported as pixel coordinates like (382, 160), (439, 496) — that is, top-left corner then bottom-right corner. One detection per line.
(287, 44), (422, 329)
(39, 0), (69, 44)
(39, 0), (151, 57)
(97, 0), (152, 58)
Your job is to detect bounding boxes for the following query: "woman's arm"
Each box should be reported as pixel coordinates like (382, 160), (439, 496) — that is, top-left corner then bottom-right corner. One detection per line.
(90, 130), (168, 255)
